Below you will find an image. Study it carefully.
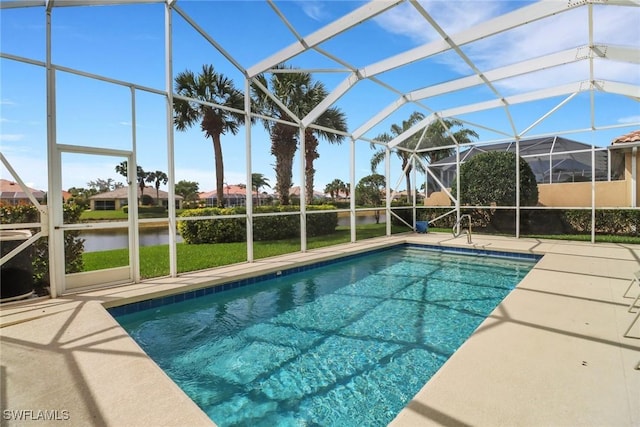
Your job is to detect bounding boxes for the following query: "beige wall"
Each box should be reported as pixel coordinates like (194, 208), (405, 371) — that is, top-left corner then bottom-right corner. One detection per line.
(425, 191), (452, 206)
(538, 180), (627, 207)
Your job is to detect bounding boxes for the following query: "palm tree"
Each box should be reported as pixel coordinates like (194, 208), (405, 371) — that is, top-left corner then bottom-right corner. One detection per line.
(174, 64), (245, 208)
(371, 113), (478, 202)
(115, 160), (148, 204)
(145, 170), (168, 206)
(251, 173), (271, 206)
(252, 65), (347, 205)
(324, 178), (346, 201)
(252, 68), (307, 205)
(300, 82), (347, 203)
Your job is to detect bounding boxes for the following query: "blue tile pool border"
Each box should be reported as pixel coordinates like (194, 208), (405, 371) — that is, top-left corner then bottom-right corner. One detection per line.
(406, 243), (543, 261)
(108, 243), (541, 318)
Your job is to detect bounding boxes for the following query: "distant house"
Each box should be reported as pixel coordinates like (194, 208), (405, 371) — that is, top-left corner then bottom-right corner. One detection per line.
(0, 179), (46, 205)
(88, 186), (182, 210)
(286, 186), (326, 203)
(199, 185), (249, 207)
(199, 184), (278, 207)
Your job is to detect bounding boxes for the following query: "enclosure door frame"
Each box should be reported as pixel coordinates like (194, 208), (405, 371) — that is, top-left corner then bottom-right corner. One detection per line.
(52, 144), (139, 294)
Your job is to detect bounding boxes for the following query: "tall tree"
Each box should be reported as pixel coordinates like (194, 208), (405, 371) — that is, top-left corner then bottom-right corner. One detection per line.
(174, 64), (245, 208)
(355, 173), (386, 223)
(251, 173), (271, 206)
(251, 65), (347, 205)
(355, 174), (385, 207)
(175, 180), (200, 207)
(67, 186), (98, 209)
(86, 178), (122, 193)
(371, 113), (478, 202)
(145, 170), (168, 206)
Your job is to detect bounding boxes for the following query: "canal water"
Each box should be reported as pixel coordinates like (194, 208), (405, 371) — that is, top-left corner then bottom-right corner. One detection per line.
(81, 215), (385, 252)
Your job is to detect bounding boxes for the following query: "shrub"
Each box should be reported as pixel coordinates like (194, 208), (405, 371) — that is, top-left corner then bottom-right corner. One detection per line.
(452, 152), (538, 227)
(562, 209), (639, 235)
(306, 207), (339, 237)
(454, 151), (538, 206)
(178, 208), (245, 243)
(0, 203), (84, 288)
(178, 206), (338, 244)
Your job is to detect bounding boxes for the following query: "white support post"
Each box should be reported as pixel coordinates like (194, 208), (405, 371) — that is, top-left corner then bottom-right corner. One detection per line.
(632, 147), (638, 208)
(299, 127), (307, 252)
(165, 1), (177, 277)
(515, 137), (521, 238)
(455, 143), (461, 233)
(412, 156), (417, 228)
(45, 7), (61, 298)
(591, 145), (596, 243)
(350, 138), (356, 243)
(385, 148), (391, 236)
(130, 87), (141, 283)
(245, 78), (254, 262)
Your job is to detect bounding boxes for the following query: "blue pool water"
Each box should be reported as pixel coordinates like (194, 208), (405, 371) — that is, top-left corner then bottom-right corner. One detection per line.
(114, 246), (537, 426)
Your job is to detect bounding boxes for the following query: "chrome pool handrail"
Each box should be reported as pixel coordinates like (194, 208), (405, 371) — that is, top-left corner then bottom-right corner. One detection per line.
(452, 214), (472, 244)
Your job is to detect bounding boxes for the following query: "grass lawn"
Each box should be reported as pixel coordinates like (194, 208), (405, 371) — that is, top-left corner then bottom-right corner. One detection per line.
(82, 223), (409, 278)
(81, 221), (640, 279)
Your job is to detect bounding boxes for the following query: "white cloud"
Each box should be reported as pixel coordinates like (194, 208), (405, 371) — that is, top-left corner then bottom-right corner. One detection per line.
(619, 115), (640, 124)
(0, 134), (25, 142)
(1, 99), (17, 106)
(0, 154), (48, 190)
(375, 1), (502, 45)
(374, 2), (640, 93)
(296, 0), (331, 22)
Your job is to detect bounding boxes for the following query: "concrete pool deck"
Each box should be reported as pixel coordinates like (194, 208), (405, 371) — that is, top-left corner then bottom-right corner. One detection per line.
(1, 233), (639, 426)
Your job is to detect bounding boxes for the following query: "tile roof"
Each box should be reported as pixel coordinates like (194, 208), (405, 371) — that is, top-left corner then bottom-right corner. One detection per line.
(199, 185), (248, 199)
(611, 129), (640, 144)
(0, 179), (45, 199)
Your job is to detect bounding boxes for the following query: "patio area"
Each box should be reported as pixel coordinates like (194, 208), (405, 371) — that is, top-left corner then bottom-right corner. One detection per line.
(1, 233), (638, 426)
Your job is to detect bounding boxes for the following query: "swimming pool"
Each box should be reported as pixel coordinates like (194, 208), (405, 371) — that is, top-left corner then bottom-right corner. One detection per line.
(113, 245), (538, 426)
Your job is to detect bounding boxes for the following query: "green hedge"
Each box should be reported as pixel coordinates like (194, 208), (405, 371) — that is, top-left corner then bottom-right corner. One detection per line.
(413, 208), (639, 235)
(0, 203), (84, 286)
(561, 209), (639, 235)
(178, 206), (338, 244)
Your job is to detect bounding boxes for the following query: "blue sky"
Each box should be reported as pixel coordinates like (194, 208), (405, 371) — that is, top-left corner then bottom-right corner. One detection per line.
(1, 0), (639, 195)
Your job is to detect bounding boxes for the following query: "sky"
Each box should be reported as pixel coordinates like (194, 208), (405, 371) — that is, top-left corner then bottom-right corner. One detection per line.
(1, 0), (639, 196)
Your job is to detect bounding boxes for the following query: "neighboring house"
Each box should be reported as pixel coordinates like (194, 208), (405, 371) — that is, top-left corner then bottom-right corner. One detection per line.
(324, 190), (350, 202)
(0, 179), (46, 205)
(88, 186), (183, 210)
(199, 184), (274, 207)
(199, 185), (248, 207)
(427, 136), (612, 188)
(425, 133), (639, 208)
(287, 186), (326, 202)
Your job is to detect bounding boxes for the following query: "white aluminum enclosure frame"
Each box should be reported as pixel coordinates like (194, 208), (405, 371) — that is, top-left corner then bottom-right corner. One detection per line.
(1, 0), (638, 297)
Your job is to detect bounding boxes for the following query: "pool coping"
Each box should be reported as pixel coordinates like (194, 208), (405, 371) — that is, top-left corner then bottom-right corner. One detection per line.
(1, 233), (639, 426)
